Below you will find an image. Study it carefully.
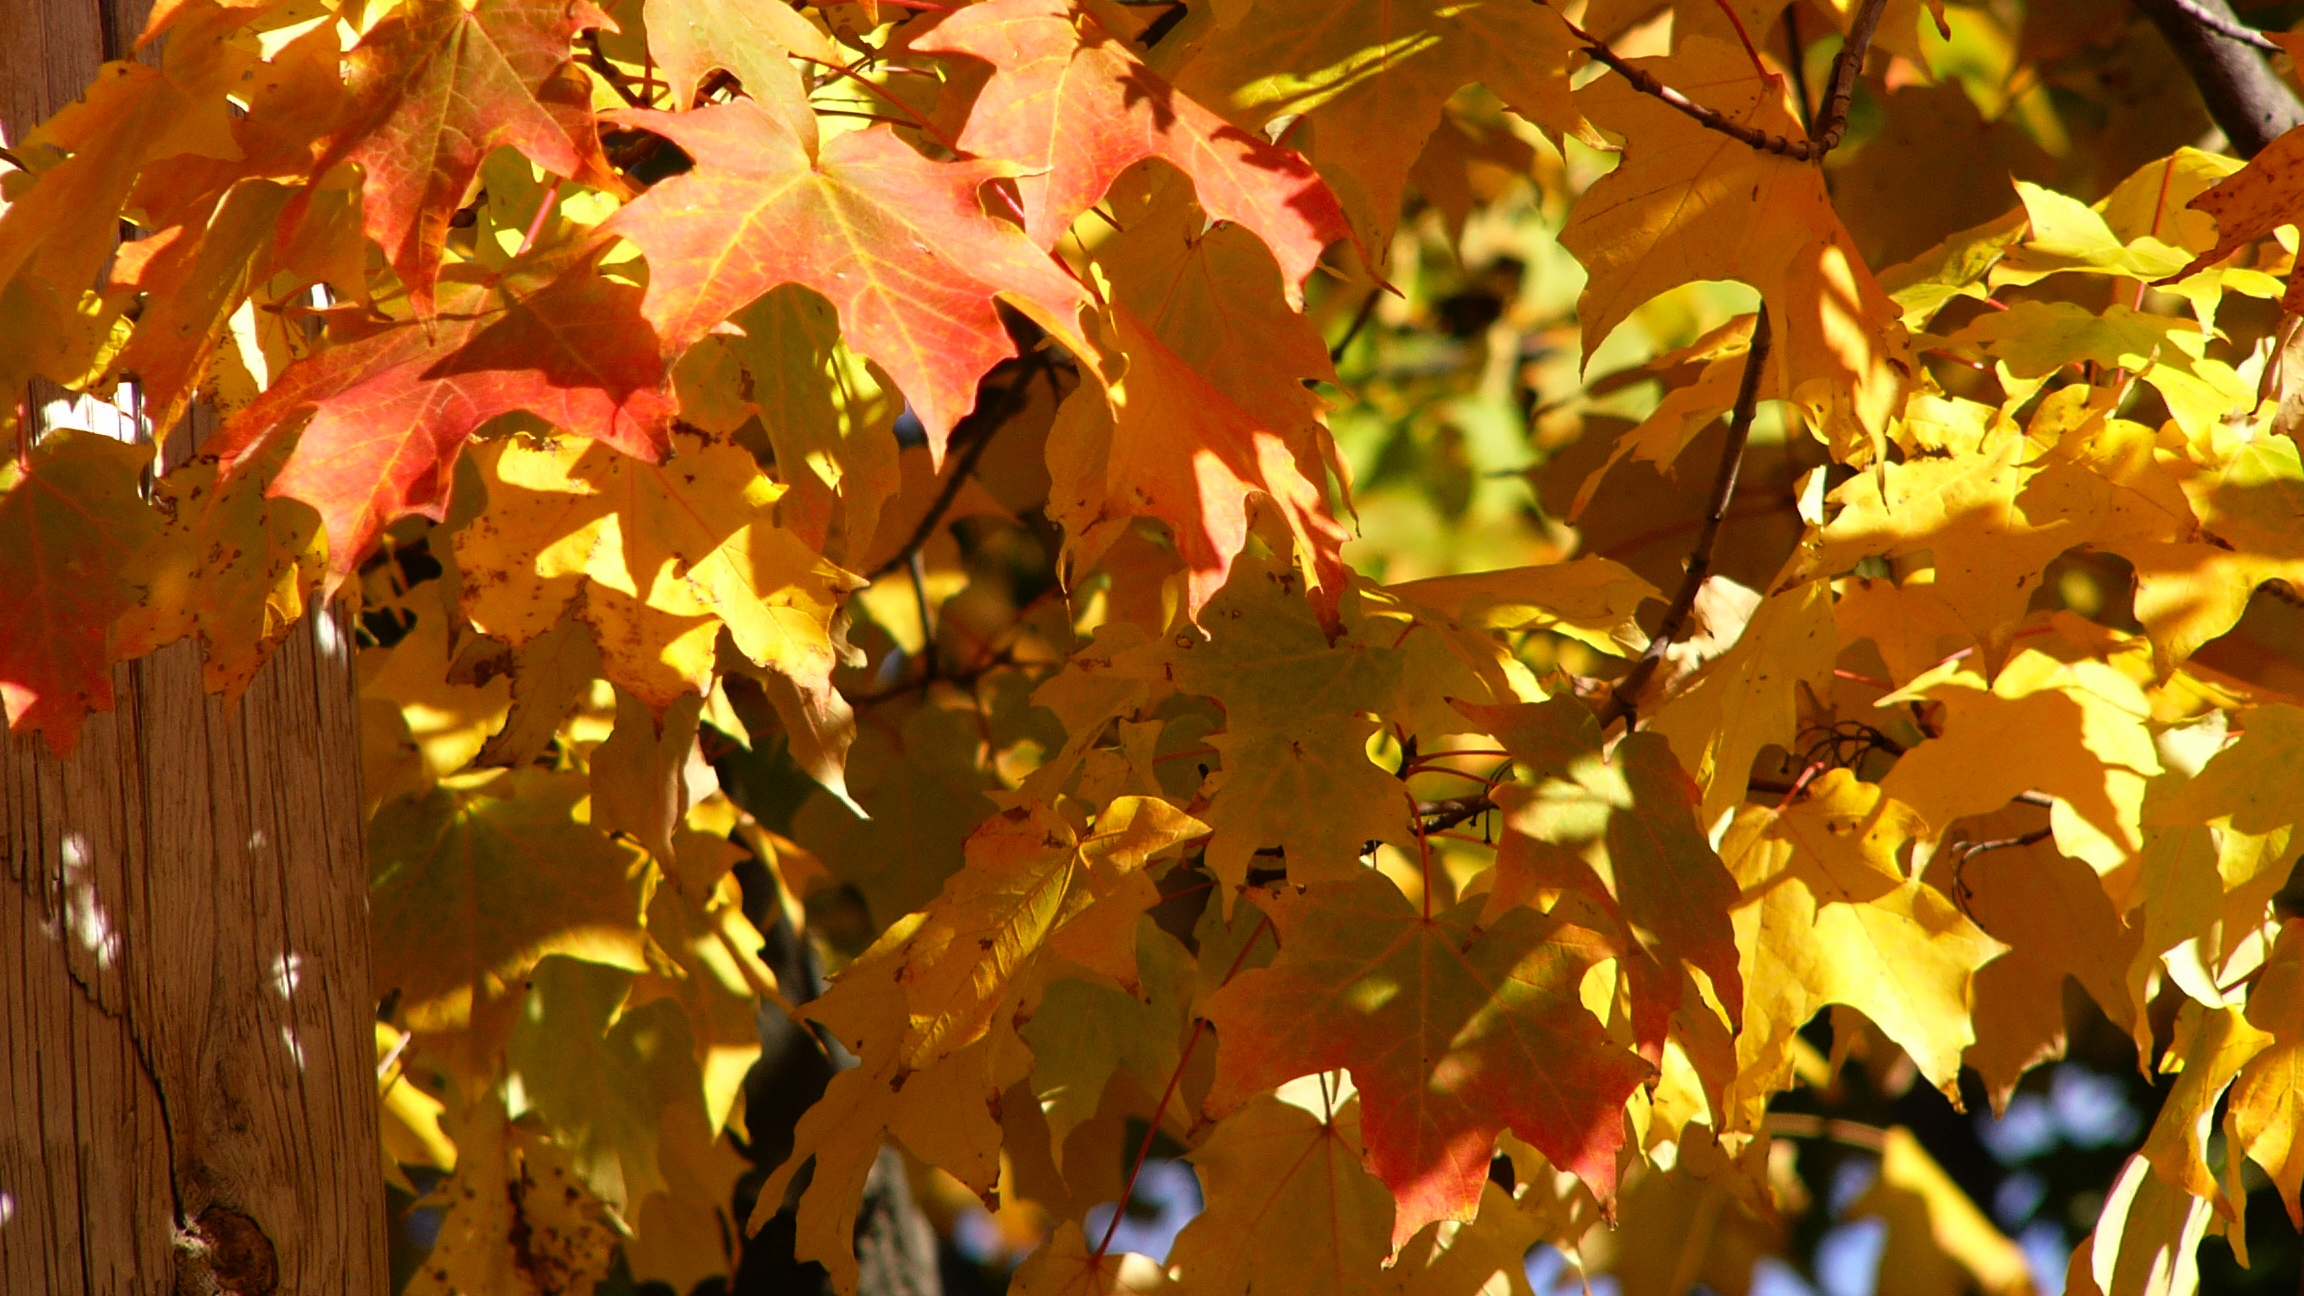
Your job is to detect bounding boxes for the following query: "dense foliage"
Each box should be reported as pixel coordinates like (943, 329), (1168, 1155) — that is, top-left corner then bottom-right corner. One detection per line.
(3, 0), (2303, 1291)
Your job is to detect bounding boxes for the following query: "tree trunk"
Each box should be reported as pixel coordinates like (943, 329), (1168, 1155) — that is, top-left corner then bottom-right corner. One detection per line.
(0, 3), (389, 1292)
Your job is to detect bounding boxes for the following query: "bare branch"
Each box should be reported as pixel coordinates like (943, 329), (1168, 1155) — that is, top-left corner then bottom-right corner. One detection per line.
(1560, 0), (1890, 163)
(2131, 0), (2304, 157)
(1415, 796), (1498, 834)
(867, 350), (1052, 581)
(1571, 31), (1816, 158)
(1599, 310), (1774, 728)
(1809, 0), (1892, 152)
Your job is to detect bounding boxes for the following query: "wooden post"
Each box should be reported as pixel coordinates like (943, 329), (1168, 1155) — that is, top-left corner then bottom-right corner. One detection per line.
(0, 1), (389, 1291)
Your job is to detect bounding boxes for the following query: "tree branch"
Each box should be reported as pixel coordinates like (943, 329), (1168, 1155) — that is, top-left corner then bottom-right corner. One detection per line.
(2131, 0), (2304, 157)
(1809, 0), (1891, 153)
(1599, 310), (1774, 728)
(1560, 0), (1889, 163)
(866, 351), (1050, 581)
(1415, 796), (1498, 834)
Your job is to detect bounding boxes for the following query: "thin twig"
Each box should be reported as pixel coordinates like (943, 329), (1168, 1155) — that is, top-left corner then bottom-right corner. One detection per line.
(1562, 0), (1886, 162)
(1330, 290), (1382, 362)
(867, 353), (1048, 580)
(1810, 0), (1894, 153)
(1570, 30), (1816, 158)
(1599, 310), (1773, 728)
(1957, 828), (2055, 861)
(1415, 796), (1498, 834)
(1765, 1113), (1891, 1151)
(582, 32), (653, 108)
(1095, 913), (1274, 1262)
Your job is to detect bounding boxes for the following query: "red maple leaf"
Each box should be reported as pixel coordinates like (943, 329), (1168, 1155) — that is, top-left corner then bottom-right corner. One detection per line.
(316, 0), (610, 313)
(210, 258), (672, 581)
(1203, 872), (1653, 1246)
(914, 0), (1350, 295)
(601, 90), (1091, 459)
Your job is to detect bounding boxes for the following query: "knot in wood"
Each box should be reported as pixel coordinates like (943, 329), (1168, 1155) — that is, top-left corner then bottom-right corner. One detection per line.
(173, 1206), (279, 1296)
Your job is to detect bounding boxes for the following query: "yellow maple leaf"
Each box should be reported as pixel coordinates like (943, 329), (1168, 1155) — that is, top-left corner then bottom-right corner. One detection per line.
(2140, 1001), (2273, 1213)
(2232, 919), (2304, 1227)
(1166, 1091), (1396, 1296)
(1851, 1127), (2037, 1296)
(1200, 715), (1416, 898)
(2064, 1152), (2218, 1296)
(873, 797), (1206, 1068)
(1560, 37), (1907, 451)
(1720, 771), (2006, 1129)
(1647, 578), (1837, 829)
(406, 1088), (615, 1296)
(455, 427), (861, 767)
(367, 769), (653, 1031)
(1170, 0), (1584, 246)
(1879, 648), (2163, 876)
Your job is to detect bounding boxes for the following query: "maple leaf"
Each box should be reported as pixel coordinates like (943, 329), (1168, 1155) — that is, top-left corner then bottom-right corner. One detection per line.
(407, 1088), (616, 1296)
(1560, 38), (1906, 446)
(2233, 919), (2304, 1226)
(2064, 1152), (2217, 1296)
(1571, 320), (1782, 519)
(1011, 1223), (1173, 1296)
(317, 0), (611, 312)
(2149, 704), (2304, 833)
(1386, 557), (1661, 659)
(1165, 1091), (1396, 1296)
(210, 260), (674, 582)
(0, 429), (159, 754)
(755, 950), (1021, 1293)
(915, 0), (1349, 293)
(857, 797), (1205, 1069)
(106, 22), (354, 434)
(1199, 715), (1417, 894)
(507, 956), (719, 1210)
(2180, 124), (2304, 306)
(1159, 557), (1403, 728)
(455, 426), (858, 722)
(601, 89), (1092, 456)
(1091, 164), (1339, 456)
(112, 441), (325, 705)
(2139, 1001), (2273, 1213)
(1718, 771), (2007, 1128)
(1955, 819), (2142, 1111)
(1848, 1128), (2036, 1296)
(367, 768), (654, 1031)
(1879, 648), (2163, 878)
(697, 284), (901, 560)
(1645, 578), (1837, 829)
(1047, 302), (1352, 622)
(1470, 696), (1745, 1057)
(1021, 918), (1191, 1164)
(1170, 0), (1584, 245)
(643, 0), (833, 110)
(1202, 870), (1653, 1244)
(792, 702), (1005, 925)
(0, 32), (240, 370)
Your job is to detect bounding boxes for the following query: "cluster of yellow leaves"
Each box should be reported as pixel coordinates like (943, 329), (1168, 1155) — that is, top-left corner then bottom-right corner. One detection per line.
(7, 0), (2304, 1292)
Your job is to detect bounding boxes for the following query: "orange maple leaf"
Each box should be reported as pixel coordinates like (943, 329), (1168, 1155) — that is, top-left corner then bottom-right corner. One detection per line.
(211, 259), (673, 582)
(602, 88), (1092, 458)
(914, 0), (1351, 295)
(1049, 303), (1351, 624)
